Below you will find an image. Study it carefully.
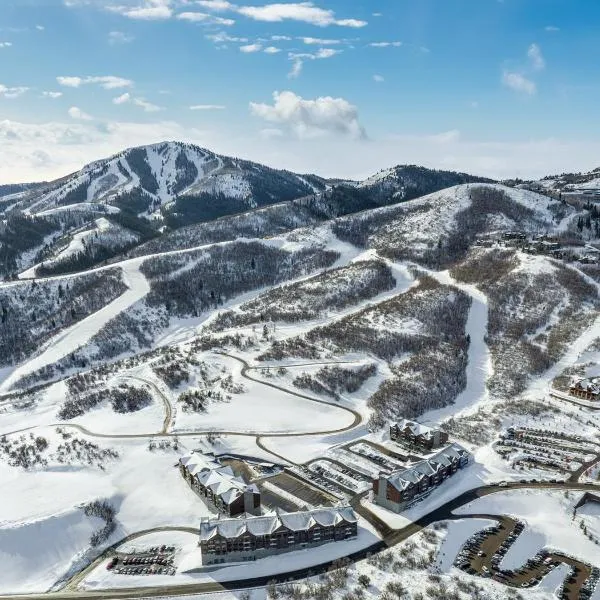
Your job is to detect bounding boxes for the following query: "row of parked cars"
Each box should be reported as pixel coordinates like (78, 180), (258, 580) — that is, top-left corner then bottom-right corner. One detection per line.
(558, 564), (600, 600)
(291, 465), (346, 499)
(453, 523), (503, 574)
(106, 545), (178, 577)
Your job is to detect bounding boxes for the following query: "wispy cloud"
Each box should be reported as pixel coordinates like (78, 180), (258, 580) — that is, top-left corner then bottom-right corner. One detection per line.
(0, 42), (13, 48)
(368, 41), (402, 47)
(177, 11), (235, 25)
(0, 84), (28, 98)
(108, 0), (172, 20)
(42, 91), (63, 99)
(502, 71), (536, 95)
(68, 106), (93, 120)
(527, 43), (545, 71)
(189, 104), (226, 110)
(545, 25), (560, 32)
(108, 30), (134, 44)
(373, 74), (384, 83)
(240, 43), (262, 53)
(287, 46), (341, 78)
(300, 37), (343, 45)
(113, 92), (131, 104)
(112, 92), (161, 111)
(57, 75), (133, 89)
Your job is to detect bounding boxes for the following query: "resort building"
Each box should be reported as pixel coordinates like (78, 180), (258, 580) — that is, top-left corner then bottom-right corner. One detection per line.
(199, 506), (358, 565)
(389, 419), (449, 451)
(179, 452), (261, 517)
(569, 378), (600, 402)
(373, 443), (471, 513)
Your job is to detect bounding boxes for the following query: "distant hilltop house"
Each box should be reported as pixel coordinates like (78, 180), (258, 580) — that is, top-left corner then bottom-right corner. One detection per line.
(389, 419), (449, 451)
(179, 452), (261, 517)
(373, 443), (472, 513)
(199, 506), (358, 565)
(569, 378), (600, 402)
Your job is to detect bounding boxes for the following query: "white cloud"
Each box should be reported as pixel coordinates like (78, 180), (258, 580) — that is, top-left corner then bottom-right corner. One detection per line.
(250, 90), (366, 140)
(108, 30), (134, 44)
(264, 46), (281, 54)
(0, 85), (28, 99)
(288, 58), (303, 79)
(57, 75), (133, 89)
(300, 37), (342, 45)
(133, 98), (161, 112)
(237, 2), (367, 27)
(373, 74), (384, 83)
(0, 42), (13, 48)
(545, 25), (560, 32)
(68, 106), (93, 121)
(195, 0), (234, 10)
(527, 43), (545, 70)
(271, 35), (292, 41)
(109, 0), (172, 20)
(177, 11), (211, 21)
(189, 104), (226, 110)
(36, 25), (45, 31)
(369, 41), (402, 47)
(2, 116), (600, 186)
(113, 92), (131, 104)
(240, 43), (262, 52)
(42, 91), (63, 99)
(286, 46), (340, 78)
(111, 92), (160, 111)
(502, 71), (536, 95)
(206, 31), (248, 44)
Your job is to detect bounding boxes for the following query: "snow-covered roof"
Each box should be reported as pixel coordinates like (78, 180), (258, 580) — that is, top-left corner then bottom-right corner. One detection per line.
(384, 443), (471, 492)
(391, 419), (439, 440)
(572, 378), (600, 395)
(199, 506), (357, 541)
(179, 452), (257, 506)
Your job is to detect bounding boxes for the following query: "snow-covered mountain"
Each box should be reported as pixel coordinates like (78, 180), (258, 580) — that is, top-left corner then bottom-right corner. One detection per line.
(10, 141), (327, 222)
(0, 143), (498, 278)
(358, 164), (494, 203)
(538, 166), (600, 191)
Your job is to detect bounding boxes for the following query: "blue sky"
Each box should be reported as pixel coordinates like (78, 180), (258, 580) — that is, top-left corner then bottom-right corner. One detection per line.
(0, 0), (599, 183)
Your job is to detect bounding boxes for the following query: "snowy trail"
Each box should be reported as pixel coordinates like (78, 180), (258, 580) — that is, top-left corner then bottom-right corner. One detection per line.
(421, 269), (493, 424)
(0, 263), (150, 393)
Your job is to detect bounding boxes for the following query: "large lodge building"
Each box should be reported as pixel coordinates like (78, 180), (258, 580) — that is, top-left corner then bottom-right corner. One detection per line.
(569, 378), (600, 402)
(179, 452), (261, 517)
(373, 443), (471, 513)
(389, 419), (449, 451)
(199, 506), (358, 565)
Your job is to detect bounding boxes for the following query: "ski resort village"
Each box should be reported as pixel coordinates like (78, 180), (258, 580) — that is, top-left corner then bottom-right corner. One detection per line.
(3, 143), (600, 600)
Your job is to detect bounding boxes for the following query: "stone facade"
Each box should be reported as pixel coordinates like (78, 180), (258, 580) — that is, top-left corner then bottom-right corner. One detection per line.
(179, 452), (261, 517)
(199, 506), (358, 565)
(373, 443), (471, 513)
(389, 419), (449, 451)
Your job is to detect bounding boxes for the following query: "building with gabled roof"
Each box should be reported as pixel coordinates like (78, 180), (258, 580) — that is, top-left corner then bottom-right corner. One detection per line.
(570, 378), (600, 402)
(179, 452), (261, 517)
(389, 419), (449, 451)
(198, 506), (358, 565)
(373, 443), (471, 513)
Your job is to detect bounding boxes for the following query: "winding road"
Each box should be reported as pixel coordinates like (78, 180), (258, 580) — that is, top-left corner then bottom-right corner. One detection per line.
(2, 481), (600, 600)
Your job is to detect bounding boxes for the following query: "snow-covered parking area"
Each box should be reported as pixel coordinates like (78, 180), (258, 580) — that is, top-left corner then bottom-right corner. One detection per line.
(454, 489), (600, 569)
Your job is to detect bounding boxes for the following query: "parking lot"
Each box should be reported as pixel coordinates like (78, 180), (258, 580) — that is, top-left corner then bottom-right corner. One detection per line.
(107, 545), (177, 577)
(495, 427), (600, 479)
(453, 516), (600, 599)
(260, 471), (337, 509)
